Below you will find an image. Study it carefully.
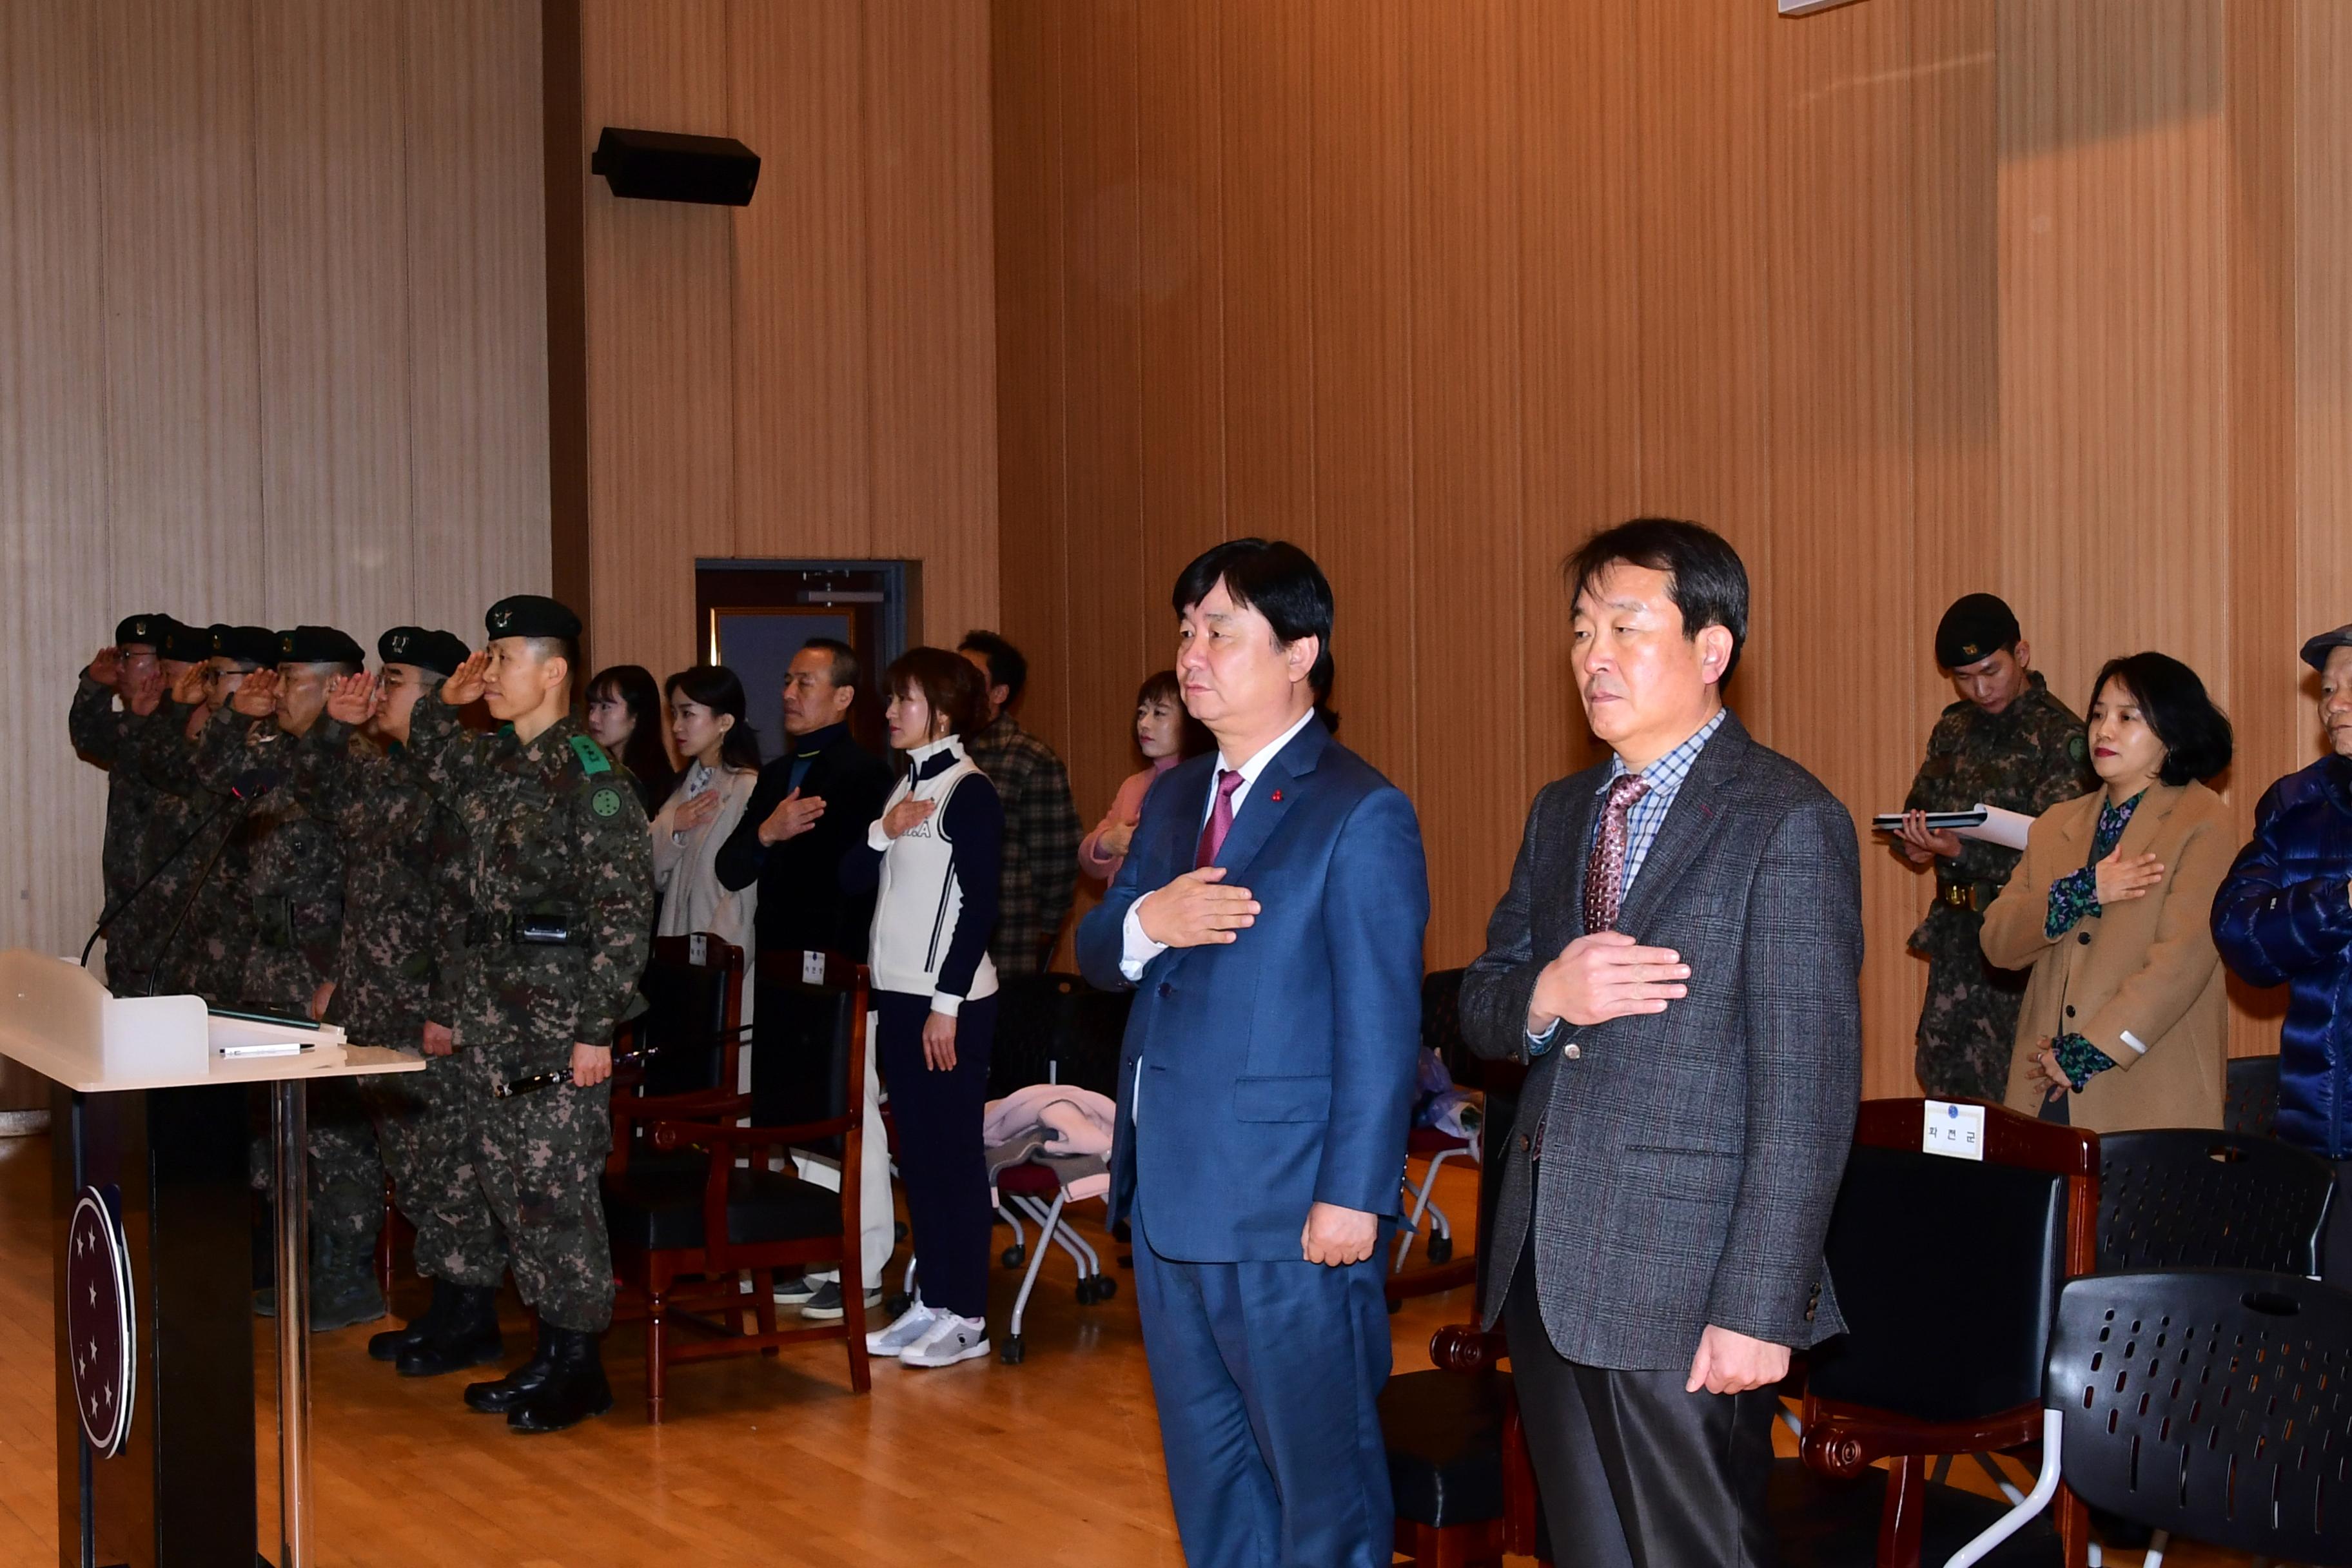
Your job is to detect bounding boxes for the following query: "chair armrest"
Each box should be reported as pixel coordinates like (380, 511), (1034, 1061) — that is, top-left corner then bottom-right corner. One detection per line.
(1798, 1398), (2046, 1480)
(649, 1114), (859, 1154)
(617, 1089), (749, 1121)
(1428, 1323), (1508, 1373)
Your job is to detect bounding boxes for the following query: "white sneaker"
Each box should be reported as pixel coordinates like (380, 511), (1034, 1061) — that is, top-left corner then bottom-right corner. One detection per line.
(865, 1303), (939, 1355)
(898, 1313), (990, 1368)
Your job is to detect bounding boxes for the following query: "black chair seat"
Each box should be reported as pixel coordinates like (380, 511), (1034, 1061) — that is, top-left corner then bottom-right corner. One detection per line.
(603, 1161), (843, 1251)
(1378, 1368), (1509, 1529)
(1768, 1461), (2059, 1568)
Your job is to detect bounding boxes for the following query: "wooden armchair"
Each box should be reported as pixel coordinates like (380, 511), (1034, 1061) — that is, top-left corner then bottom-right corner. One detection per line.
(600, 952), (871, 1422)
(1779, 1098), (2099, 1568)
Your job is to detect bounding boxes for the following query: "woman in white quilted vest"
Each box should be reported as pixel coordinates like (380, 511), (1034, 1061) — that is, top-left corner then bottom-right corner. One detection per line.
(850, 646), (1004, 1370)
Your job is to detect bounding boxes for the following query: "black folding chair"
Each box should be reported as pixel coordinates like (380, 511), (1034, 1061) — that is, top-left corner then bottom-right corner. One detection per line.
(1948, 1269), (2352, 1567)
(2099, 1128), (2333, 1276)
(2226, 1055), (2282, 1139)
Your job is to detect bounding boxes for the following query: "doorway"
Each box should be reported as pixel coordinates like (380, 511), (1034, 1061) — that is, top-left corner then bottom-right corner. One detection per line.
(694, 560), (913, 760)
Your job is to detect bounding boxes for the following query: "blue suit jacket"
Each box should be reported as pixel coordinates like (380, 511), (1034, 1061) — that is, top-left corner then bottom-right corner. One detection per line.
(1077, 718), (1431, 1262)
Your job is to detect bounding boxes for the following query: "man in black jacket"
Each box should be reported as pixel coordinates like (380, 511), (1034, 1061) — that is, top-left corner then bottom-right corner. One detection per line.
(714, 638), (894, 1318)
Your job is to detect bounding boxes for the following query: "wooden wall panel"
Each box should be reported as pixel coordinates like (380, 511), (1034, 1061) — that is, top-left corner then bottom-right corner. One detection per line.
(404, 0), (553, 627)
(4, 0), (547, 958)
(566, 1), (1001, 691)
(1764, 1), (1922, 1100)
(995, 0), (2338, 1088)
(1406, 0), (1525, 965)
(253, 0), (417, 632)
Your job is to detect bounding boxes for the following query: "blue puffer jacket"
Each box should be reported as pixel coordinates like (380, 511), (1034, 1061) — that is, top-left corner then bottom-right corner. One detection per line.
(2210, 754), (2352, 1159)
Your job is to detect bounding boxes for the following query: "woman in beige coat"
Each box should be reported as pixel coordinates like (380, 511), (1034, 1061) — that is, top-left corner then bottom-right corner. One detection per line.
(1979, 652), (2236, 1131)
(649, 665), (762, 956)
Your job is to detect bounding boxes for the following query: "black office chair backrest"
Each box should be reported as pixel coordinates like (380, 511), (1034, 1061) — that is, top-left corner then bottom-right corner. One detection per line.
(2099, 1128), (2334, 1276)
(1420, 968), (1469, 1080)
(1805, 1143), (2068, 1422)
(2226, 1055), (2281, 1139)
(636, 939), (741, 1097)
(986, 971), (1129, 1100)
(2050, 1269), (2352, 1562)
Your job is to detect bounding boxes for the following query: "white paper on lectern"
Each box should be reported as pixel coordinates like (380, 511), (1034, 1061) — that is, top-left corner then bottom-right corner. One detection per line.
(1956, 804), (2034, 852)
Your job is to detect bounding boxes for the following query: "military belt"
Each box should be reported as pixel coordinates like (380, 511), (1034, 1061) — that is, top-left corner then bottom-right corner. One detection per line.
(253, 894), (343, 948)
(464, 911), (585, 948)
(1936, 880), (1994, 914)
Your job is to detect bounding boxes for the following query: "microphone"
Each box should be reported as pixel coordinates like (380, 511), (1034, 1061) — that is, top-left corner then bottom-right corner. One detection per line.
(134, 769), (286, 997)
(78, 769), (283, 970)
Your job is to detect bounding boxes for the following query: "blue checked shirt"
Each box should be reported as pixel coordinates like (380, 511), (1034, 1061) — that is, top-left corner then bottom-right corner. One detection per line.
(1529, 707), (1727, 1055)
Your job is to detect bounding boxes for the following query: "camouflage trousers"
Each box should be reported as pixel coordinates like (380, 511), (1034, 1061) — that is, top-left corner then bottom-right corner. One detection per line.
(246, 1080), (384, 1288)
(455, 1046), (616, 1333)
(1913, 937), (2032, 1104)
(360, 1053), (504, 1291)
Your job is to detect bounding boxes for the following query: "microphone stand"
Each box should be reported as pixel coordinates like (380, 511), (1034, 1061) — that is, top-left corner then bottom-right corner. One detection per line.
(79, 787), (247, 968)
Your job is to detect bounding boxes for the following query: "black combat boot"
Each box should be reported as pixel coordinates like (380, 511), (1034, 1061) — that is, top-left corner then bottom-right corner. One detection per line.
(507, 1328), (614, 1434)
(369, 1277), (457, 1362)
(398, 1284), (504, 1377)
(464, 1319), (559, 1414)
(308, 1233), (387, 1333)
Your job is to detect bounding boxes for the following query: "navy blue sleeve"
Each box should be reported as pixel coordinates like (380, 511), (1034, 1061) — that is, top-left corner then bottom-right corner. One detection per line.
(934, 775), (1004, 1001)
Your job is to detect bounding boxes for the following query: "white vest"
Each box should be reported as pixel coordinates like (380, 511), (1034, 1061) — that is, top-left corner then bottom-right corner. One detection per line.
(867, 738), (999, 1004)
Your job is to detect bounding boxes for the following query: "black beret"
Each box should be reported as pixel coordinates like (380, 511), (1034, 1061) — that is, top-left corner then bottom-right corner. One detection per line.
(378, 626), (472, 676)
(160, 621), (215, 664)
(484, 594), (582, 643)
(212, 625), (279, 669)
(275, 625), (367, 668)
(115, 613), (177, 649)
(1935, 593), (2022, 671)
(2302, 623), (2352, 673)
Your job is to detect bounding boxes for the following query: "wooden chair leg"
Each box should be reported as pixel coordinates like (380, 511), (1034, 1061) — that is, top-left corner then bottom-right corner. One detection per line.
(842, 1252), (871, 1394)
(2054, 1484), (2089, 1568)
(1876, 1453), (1926, 1568)
(645, 1286), (667, 1426)
(751, 1269), (779, 1351)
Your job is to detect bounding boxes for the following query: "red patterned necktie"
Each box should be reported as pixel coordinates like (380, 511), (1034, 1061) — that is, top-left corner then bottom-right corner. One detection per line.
(1583, 774), (1653, 934)
(1194, 769), (1245, 869)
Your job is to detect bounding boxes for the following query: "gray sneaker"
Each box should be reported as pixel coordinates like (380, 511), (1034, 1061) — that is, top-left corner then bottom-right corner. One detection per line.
(800, 1281), (883, 1321)
(770, 1272), (820, 1306)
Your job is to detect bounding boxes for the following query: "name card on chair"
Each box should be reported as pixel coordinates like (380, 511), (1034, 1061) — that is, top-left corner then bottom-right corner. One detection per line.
(802, 950), (826, 985)
(1921, 1099), (1986, 1161)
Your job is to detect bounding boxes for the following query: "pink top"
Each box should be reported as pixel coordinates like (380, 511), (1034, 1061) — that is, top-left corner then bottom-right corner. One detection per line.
(1080, 754), (1182, 883)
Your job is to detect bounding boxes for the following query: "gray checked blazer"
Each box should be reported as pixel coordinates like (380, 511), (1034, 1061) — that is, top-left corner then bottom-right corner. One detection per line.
(1462, 710), (1863, 1372)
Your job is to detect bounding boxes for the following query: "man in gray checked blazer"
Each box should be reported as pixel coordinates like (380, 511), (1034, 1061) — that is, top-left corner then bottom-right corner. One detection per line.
(1464, 519), (1862, 1567)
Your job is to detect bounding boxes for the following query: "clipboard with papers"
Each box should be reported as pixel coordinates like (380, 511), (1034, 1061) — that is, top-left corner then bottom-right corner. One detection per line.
(1870, 803), (2035, 853)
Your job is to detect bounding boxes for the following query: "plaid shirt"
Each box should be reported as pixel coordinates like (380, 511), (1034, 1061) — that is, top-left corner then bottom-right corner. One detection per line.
(1596, 707), (1728, 904)
(966, 713), (1081, 974)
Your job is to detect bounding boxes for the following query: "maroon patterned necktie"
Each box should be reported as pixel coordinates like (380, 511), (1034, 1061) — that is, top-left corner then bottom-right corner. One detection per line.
(1583, 774), (1653, 934)
(1194, 769), (1245, 869)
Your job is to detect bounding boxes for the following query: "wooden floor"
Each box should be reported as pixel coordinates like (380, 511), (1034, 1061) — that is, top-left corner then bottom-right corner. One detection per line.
(0, 1131), (2249, 1566)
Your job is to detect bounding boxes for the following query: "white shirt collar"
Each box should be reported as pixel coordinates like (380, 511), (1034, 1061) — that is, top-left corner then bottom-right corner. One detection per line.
(1219, 706), (1319, 788)
(906, 734), (966, 769)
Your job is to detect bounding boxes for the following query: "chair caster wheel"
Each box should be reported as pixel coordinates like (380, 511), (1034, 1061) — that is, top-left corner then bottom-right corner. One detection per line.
(1001, 1245), (1026, 1270)
(894, 1221), (910, 1244)
(1387, 1297), (1404, 1315)
(1426, 1233), (1453, 1265)
(1001, 1335), (1026, 1364)
(1093, 1275), (1116, 1301)
(883, 1291), (912, 1318)
(1075, 1279), (1094, 1304)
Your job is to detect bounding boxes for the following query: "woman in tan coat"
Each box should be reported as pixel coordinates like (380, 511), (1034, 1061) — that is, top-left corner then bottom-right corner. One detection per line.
(1980, 652), (2236, 1131)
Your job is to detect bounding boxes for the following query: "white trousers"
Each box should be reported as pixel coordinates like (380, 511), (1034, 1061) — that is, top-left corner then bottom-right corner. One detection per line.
(790, 1014), (891, 1290)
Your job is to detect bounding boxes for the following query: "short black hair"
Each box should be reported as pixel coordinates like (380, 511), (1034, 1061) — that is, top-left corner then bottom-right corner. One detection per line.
(2089, 652), (2233, 786)
(1171, 538), (1335, 694)
(802, 636), (860, 696)
(1563, 518), (1750, 685)
(957, 630), (1027, 703)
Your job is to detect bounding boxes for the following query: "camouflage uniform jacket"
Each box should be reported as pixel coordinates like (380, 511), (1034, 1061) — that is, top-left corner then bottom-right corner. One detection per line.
(70, 674), (188, 977)
(192, 709), (346, 1013)
(295, 717), (470, 1049)
(404, 699), (653, 1073)
(1901, 671), (2093, 956)
(128, 704), (264, 1003)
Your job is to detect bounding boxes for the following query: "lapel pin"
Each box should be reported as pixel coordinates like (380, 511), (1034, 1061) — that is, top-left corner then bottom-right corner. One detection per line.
(1269, 790), (1283, 803)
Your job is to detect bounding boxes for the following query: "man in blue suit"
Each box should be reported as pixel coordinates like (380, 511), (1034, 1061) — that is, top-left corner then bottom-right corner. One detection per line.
(1079, 538), (1430, 1568)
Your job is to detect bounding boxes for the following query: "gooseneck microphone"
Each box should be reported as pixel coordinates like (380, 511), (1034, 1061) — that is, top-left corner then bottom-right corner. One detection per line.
(124, 769), (284, 997)
(80, 768), (283, 970)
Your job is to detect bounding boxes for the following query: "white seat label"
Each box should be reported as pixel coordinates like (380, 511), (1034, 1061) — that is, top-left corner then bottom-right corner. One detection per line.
(1921, 1099), (1986, 1161)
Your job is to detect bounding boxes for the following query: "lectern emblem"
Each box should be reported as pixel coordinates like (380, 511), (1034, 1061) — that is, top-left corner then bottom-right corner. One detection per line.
(66, 1187), (135, 1457)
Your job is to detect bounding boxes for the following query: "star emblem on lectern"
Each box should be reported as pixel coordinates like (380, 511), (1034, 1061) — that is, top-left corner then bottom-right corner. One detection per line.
(64, 1187), (135, 1458)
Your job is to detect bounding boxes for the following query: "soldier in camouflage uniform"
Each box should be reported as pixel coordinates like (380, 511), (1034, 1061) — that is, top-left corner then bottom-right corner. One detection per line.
(1894, 594), (2094, 1101)
(196, 628), (387, 1330)
(404, 596), (652, 1433)
(68, 614), (193, 994)
(299, 628), (510, 1377)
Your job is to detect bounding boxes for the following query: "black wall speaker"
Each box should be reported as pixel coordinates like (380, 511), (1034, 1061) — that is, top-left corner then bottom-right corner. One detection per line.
(591, 127), (760, 207)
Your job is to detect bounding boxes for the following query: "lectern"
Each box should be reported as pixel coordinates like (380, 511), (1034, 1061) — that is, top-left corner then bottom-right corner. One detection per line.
(0, 950), (423, 1568)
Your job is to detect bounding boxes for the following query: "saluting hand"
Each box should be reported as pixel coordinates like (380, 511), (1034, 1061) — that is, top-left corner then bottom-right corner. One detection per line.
(1137, 866), (1259, 948)
(88, 646), (122, 688)
(756, 787), (826, 845)
(440, 649), (489, 707)
(170, 662), (210, 707)
(231, 669), (278, 718)
(1527, 931), (1689, 1034)
(123, 662), (166, 718)
(325, 670), (377, 727)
